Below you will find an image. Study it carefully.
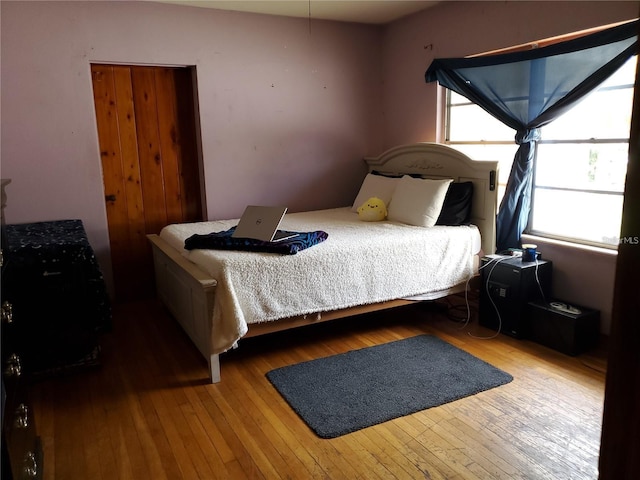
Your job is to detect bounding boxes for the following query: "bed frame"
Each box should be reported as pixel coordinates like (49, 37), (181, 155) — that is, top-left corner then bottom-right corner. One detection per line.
(147, 143), (498, 383)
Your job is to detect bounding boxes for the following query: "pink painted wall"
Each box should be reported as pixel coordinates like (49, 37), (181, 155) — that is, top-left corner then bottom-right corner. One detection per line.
(380, 1), (638, 334)
(382, 1), (638, 147)
(0, 1), (383, 290)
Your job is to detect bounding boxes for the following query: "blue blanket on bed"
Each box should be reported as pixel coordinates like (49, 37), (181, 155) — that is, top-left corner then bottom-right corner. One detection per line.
(184, 227), (329, 255)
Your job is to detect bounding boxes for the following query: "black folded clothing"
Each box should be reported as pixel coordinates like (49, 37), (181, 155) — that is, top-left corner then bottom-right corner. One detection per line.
(184, 227), (328, 255)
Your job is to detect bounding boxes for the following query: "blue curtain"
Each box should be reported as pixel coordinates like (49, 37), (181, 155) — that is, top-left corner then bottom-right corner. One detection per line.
(425, 20), (638, 252)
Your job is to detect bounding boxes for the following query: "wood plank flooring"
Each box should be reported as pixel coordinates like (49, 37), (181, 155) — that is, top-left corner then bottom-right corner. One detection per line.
(30, 296), (606, 480)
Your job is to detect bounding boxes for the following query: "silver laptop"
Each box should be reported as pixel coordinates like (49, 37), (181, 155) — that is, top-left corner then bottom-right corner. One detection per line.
(231, 205), (299, 242)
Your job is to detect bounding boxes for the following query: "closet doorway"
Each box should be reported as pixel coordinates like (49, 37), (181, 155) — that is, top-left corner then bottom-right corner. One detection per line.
(91, 64), (204, 303)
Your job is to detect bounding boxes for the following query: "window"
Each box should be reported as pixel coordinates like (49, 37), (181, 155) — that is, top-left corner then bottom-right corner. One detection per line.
(445, 55), (636, 249)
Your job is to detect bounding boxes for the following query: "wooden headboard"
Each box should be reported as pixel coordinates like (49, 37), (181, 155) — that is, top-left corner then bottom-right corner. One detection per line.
(364, 142), (498, 255)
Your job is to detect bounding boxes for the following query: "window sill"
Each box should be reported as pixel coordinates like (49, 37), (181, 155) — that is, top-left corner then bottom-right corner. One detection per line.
(521, 234), (618, 258)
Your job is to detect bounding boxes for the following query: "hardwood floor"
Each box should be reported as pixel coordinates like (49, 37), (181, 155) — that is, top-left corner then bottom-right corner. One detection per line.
(31, 296), (606, 480)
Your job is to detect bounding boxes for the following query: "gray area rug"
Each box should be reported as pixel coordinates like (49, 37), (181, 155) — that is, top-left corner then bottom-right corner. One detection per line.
(266, 335), (513, 438)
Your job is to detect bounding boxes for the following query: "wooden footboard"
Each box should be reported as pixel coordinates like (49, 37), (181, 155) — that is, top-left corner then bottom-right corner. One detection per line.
(148, 234), (222, 382)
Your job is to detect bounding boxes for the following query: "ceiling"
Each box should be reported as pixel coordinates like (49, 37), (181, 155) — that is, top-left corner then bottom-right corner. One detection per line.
(154, 0), (440, 25)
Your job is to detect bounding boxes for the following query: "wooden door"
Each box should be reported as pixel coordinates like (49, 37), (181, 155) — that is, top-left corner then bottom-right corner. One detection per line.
(91, 64), (203, 303)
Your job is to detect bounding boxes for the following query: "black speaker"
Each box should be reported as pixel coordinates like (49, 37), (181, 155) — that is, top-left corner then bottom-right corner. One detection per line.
(479, 256), (552, 338)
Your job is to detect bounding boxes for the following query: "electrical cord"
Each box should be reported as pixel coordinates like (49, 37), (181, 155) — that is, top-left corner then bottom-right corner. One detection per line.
(533, 256), (549, 306)
(445, 255), (511, 339)
(469, 256), (512, 339)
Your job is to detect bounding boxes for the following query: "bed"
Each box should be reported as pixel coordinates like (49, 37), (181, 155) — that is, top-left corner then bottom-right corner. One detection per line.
(148, 142), (498, 383)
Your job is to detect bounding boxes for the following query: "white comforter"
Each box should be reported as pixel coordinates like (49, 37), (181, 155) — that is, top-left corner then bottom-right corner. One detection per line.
(159, 207), (480, 354)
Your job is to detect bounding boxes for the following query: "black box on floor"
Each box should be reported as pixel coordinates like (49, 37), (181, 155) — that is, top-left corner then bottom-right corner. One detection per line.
(526, 300), (600, 356)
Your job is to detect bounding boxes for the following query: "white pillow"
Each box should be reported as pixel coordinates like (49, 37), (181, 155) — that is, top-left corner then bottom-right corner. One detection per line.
(387, 176), (453, 227)
(351, 173), (399, 212)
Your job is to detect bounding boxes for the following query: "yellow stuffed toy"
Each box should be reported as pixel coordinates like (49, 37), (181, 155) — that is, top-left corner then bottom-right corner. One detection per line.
(357, 196), (387, 222)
